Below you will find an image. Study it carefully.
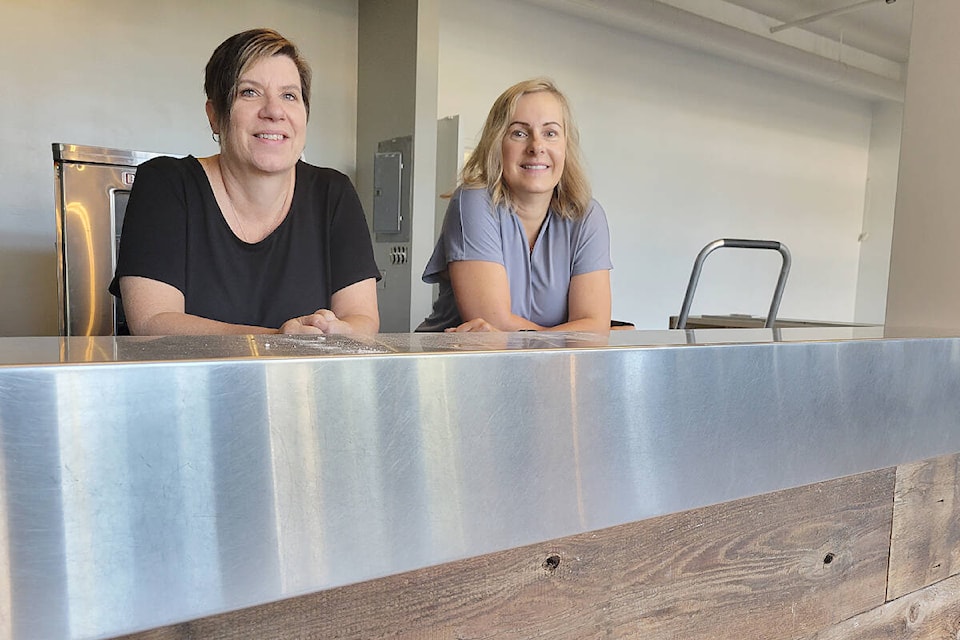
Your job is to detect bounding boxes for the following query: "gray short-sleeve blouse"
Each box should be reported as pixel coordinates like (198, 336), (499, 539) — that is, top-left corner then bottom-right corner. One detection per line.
(417, 187), (612, 331)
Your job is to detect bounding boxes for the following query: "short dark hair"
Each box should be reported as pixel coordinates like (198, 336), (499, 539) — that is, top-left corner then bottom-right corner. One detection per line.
(204, 28), (312, 134)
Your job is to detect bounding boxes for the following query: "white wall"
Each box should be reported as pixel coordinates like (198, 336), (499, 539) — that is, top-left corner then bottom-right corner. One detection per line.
(438, 0), (879, 329)
(0, 0), (358, 336)
(854, 101), (902, 325)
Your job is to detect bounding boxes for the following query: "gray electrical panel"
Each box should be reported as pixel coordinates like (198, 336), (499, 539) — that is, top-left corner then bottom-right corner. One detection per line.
(373, 135), (413, 332)
(374, 136), (412, 243)
(373, 151), (403, 235)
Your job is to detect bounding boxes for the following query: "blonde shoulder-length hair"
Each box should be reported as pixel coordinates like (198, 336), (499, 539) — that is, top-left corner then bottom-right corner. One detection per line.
(459, 78), (591, 220)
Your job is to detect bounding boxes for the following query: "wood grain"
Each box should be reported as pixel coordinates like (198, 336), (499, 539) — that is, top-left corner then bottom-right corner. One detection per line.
(117, 469), (894, 640)
(802, 572), (960, 640)
(888, 452), (960, 600)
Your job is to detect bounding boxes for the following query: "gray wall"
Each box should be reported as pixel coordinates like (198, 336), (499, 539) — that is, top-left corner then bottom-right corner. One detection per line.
(1, 0), (358, 336)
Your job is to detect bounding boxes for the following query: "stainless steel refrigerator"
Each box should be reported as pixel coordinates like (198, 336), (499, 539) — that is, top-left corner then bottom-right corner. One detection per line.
(53, 143), (169, 336)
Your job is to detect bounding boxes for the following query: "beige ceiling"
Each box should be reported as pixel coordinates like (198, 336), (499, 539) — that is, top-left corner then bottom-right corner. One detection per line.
(722, 0), (913, 63)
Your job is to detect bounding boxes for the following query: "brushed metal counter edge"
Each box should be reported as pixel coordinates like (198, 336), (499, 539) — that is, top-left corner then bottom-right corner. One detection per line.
(1, 335), (957, 638)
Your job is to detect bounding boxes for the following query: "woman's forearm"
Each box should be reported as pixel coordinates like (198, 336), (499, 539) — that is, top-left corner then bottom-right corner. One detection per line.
(540, 317), (611, 333)
(335, 313), (380, 335)
(133, 311), (277, 336)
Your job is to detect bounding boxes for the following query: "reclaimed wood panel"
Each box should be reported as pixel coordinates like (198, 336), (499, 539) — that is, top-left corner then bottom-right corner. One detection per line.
(118, 469), (894, 640)
(888, 452), (960, 600)
(802, 572), (960, 640)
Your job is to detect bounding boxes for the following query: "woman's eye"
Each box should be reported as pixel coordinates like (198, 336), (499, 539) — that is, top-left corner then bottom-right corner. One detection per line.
(544, 129), (559, 138)
(283, 92), (300, 101)
(510, 130), (527, 139)
(239, 88), (257, 98)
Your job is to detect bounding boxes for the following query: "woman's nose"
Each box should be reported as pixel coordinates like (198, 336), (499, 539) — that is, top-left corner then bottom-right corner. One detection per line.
(527, 134), (545, 153)
(261, 94), (285, 119)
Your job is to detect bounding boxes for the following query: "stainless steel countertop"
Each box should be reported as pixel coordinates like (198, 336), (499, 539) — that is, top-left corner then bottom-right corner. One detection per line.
(1, 327), (958, 638)
(0, 325), (896, 366)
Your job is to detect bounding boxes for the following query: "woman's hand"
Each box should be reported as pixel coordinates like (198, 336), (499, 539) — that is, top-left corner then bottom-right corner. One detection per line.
(278, 278), (381, 336)
(446, 317), (501, 332)
(280, 309), (353, 335)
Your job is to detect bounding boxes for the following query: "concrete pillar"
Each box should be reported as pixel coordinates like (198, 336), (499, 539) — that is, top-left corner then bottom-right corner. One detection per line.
(357, 0), (438, 332)
(885, 1), (960, 329)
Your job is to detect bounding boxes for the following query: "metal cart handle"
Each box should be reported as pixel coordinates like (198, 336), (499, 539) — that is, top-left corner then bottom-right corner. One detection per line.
(675, 238), (792, 330)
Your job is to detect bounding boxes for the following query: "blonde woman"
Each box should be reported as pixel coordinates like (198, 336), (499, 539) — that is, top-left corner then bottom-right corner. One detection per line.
(418, 78), (612, 332)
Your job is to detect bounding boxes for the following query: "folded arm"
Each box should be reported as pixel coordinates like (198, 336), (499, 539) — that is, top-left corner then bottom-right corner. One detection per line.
(119, 275), (379, 336)
(447, 261), (610, 333)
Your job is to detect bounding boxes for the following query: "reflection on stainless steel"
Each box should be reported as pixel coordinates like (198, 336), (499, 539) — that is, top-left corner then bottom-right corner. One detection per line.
(1, 328), (959, 638)
(64, 201), (97, 335)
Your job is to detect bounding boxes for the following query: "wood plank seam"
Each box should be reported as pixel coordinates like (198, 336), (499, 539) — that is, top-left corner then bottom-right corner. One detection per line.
(887, 452), (960, 601)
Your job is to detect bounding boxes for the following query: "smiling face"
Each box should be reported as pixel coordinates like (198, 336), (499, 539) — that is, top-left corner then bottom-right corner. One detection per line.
(500, 91), (567, 210)
(210, 54), (307, 176)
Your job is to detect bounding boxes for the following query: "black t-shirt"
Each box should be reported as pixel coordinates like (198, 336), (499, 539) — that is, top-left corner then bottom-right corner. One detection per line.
(109, 156), (380, 329)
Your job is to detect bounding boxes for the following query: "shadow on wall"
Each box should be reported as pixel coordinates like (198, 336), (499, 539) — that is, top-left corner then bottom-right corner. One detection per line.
(0, 245), (59, 337)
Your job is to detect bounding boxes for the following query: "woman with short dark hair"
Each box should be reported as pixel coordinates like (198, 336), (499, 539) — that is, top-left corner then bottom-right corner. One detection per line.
(111, 28), (380, 335)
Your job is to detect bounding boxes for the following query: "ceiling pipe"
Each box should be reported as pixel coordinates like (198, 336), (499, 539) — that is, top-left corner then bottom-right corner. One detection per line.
(521, 0), (904, 103)
(770, 0), (896, 34)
